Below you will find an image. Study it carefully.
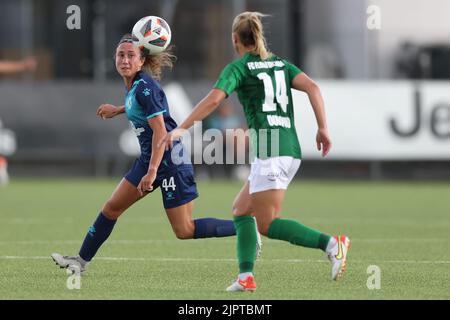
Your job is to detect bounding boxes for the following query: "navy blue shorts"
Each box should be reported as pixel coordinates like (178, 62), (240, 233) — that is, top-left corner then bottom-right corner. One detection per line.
(124, 159), (199, 209)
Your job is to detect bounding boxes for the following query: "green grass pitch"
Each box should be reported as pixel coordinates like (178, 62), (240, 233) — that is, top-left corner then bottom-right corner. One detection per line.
(0, 179), (449, 299)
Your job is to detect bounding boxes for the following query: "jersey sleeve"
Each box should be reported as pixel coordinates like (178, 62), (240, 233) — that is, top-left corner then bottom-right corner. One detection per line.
(135, 82), (167, 120)
(213, 63), (241, 96)
(284, 60), (303, 82)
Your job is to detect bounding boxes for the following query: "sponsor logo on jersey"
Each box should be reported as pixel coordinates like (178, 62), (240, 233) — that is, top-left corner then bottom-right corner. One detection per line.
(130, 121), (145, 137)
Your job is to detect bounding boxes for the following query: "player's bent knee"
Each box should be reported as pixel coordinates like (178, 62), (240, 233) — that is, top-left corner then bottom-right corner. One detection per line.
(256, 220), (272, 236)
(102, 209), (122, 220)
(257, 224), (269, 236)
(173, 228), (193, 240)
(232, 204), (251, 217)
(102, 200), (124, 220)
(232, 207), (242, 216)
(172, 223), (195, 240)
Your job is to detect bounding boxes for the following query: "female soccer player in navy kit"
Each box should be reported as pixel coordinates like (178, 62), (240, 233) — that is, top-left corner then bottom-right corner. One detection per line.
(51, 34), (260, 273)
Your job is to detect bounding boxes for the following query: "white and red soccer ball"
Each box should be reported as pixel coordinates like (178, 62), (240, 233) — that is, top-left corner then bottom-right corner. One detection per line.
(132, 16), (172, 54)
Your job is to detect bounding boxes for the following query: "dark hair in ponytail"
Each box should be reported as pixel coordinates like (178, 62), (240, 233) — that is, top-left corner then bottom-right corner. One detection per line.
(116, 33), (176, 81)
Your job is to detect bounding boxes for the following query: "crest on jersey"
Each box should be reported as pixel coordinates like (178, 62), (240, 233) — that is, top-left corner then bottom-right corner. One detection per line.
(143, 88), (151, 96)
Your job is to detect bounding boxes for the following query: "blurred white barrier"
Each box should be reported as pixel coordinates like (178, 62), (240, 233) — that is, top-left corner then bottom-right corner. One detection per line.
(0, 118), (17, 156)
(293, 81), (450, 160)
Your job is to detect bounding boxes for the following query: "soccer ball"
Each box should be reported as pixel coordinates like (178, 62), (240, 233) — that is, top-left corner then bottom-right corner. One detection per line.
(131, 16), (171, 54)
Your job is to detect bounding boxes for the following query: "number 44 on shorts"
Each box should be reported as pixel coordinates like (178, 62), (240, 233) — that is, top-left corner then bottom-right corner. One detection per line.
(162, 176), (176, 192)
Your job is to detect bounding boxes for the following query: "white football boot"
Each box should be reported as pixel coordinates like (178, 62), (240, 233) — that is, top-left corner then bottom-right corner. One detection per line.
(327, 235), (351, 281)
(226, 274), (257, 292)
(51, 253), (88, 274)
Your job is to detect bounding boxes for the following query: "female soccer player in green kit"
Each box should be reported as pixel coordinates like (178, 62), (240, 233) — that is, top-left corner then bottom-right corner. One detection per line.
(160, 12), (350, 292)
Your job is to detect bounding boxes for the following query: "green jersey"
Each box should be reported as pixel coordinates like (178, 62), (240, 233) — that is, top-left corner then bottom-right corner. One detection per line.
(214, 52), (302, 159)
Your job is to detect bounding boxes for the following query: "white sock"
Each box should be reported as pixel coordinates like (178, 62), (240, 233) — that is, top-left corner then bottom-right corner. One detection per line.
(325, 237), (337, 254)
(238, 272), (253, 280)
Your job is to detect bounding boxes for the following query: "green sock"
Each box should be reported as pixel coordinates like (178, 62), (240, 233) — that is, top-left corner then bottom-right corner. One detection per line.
(234, 216), (257, 273)
(268, 218), (331, 251)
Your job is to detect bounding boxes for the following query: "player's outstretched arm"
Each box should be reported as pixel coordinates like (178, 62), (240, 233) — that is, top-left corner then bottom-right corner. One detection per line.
(179, 89), (226, 130)
(96, 104), (125, 119)
(0, 57), (37, 74)
(158, 89), (226, 148)
(137, 115), (167, 195)
(291, 72), (332, 157)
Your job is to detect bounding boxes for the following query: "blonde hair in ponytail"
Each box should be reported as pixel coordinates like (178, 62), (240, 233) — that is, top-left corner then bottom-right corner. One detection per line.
(232, 12), (271, 60)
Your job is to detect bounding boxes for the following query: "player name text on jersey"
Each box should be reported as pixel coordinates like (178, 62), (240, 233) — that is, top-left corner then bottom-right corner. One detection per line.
(247, 60), (285, 70)
(267, 115), (291, 128)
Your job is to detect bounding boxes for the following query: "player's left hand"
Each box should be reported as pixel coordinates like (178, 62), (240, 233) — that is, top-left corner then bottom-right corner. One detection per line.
(137, 170), (156, 196)
(316, 128), (332, 157)
(158, 128), (185, 150)
(97, 104), (119, 119)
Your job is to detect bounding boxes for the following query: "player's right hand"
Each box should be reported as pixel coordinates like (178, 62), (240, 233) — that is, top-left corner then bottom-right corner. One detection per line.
(97, 104), (118, 119)
(157, 128), (185, 151)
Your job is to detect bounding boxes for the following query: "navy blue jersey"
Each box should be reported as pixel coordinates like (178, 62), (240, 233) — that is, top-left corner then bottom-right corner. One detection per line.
(124, 71), (179, 172)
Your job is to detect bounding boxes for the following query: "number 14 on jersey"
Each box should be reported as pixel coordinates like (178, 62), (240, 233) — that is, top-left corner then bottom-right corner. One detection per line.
(257, 70), (288, 113)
